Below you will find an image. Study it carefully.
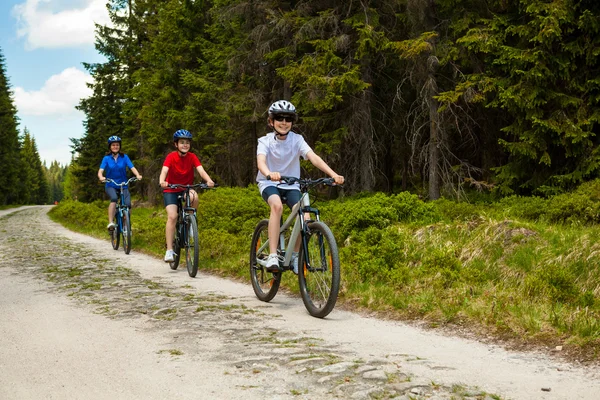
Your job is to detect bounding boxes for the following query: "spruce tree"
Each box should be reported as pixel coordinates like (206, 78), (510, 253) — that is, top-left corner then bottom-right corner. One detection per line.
(0, 48), (22, 205)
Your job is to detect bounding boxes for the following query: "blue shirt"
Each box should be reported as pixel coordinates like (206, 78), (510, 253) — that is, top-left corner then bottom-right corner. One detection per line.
(100, 154), (135, 189)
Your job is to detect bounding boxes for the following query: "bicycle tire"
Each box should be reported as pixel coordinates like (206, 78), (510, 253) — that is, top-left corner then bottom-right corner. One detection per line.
(185, 215), (199, 277)
(249, 219), (281, 302)
(169, 219), (181, 270)
(110, 214), (120, 250)
(298, 221), (340, 318)
(122, 209), (132, 254)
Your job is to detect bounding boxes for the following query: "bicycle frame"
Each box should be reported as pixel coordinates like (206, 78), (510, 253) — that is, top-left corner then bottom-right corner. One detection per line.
(105, 177), (137, 229)
(255, 189), (321, 271)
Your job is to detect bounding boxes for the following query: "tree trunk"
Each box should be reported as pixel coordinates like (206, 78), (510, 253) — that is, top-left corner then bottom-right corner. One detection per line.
(427, 57), (440, 200)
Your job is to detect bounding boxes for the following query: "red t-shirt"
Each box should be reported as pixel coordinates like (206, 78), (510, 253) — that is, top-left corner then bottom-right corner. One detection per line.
(163, 151), (202, 193)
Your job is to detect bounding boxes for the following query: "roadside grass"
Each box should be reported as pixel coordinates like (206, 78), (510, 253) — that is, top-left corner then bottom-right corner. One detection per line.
(48, 183), (600, 361)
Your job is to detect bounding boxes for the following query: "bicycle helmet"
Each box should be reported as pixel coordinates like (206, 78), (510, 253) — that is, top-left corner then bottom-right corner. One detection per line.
(107, 135), (121, 149)
(173, 129), (193, 142)
(268, 100), (298, 122)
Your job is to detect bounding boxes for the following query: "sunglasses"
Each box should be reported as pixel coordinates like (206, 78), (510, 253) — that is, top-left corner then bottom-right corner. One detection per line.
(273, 115), (295, 122)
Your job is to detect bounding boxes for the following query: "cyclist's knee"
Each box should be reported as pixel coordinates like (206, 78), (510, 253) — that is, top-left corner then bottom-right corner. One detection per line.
(269, 202), (283, 215)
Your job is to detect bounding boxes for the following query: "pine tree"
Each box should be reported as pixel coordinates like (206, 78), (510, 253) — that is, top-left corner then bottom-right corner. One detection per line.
(0, 47), (22, 205)
(20, 129), (49, 204)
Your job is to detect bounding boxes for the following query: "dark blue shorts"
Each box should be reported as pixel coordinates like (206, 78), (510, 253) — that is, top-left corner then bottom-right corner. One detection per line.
(261, 187), (301, 209)
(163, 191), (183, 207)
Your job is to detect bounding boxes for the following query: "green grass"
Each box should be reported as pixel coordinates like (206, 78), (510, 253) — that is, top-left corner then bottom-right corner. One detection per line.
(47, 184), (600, 361)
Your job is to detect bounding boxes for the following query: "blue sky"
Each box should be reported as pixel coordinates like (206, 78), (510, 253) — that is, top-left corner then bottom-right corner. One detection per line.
(1, 0), (110, 166)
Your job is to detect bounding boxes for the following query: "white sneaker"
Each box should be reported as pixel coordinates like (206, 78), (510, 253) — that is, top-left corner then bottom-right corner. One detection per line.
(265, 253), (280, 272)
(291, 252), (299, 275)
(107, 222), (116, 231)
(164, 250), (176, 262)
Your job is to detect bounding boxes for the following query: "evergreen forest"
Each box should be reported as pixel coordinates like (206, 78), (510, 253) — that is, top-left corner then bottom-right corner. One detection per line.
(0, 50), (65, 206)
(67, 0), (600, 204)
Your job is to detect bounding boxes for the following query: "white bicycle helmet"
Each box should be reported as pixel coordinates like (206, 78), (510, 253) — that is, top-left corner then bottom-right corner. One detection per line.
(268, 100), (298, 121)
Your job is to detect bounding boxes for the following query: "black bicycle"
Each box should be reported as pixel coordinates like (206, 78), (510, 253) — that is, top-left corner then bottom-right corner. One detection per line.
(166, 183), (213, 277)
(104, 177), (138, 255)
(250, 176), (341, 318)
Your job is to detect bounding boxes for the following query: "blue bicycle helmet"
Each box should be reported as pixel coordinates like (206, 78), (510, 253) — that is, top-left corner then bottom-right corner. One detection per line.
(107, 135), (121, 149)
(173, 129), (192, 142)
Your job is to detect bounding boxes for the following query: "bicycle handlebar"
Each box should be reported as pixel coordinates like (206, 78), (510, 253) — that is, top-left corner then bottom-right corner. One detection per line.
(269, 176), (339, 188)
(166, 183), (217, 190)
(104, 177), (139, 187)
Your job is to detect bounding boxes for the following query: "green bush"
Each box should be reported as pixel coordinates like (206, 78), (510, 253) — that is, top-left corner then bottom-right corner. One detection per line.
(496, 195), (548, 221)
(545, 193), (600, 225)
(323, 191), (440, 238)
(434, 198), (481, 221)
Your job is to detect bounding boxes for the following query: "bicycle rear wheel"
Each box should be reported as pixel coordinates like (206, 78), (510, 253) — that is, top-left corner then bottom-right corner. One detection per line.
(110, 214), (120, 250)
(250, 219), (281, 302)
(298, 221), (340, 318)
(169, 219), (181, 270)
(185, 215), (199, 277)
(122, 209), (132, 254)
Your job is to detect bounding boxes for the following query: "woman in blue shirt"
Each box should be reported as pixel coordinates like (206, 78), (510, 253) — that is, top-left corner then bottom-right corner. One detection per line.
(97, 136), (143, 230)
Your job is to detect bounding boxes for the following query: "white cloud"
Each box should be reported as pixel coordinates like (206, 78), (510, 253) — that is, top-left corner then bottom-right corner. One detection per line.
(12, 0), (111, 49)
(13, 67), (93, 116)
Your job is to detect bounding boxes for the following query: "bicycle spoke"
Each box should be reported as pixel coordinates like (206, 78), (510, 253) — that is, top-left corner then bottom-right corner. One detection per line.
(250, 219), (281, 301)
(299, 221), (340, 318)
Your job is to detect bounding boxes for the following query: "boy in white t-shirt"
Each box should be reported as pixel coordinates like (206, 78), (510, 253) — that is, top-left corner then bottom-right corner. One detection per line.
(256, 100), (344, 272)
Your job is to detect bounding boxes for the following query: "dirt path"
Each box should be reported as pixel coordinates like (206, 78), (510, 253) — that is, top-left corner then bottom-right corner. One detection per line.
(0, 206), (598, 400)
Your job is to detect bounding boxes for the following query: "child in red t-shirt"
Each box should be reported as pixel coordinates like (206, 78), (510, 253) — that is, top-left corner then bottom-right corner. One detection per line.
(159, 129), (215, 262)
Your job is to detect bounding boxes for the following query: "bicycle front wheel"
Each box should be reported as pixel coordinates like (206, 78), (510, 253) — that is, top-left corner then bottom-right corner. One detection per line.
(110, 216), (120, 250)
(169, 220), (181, 270)
(122, 209), (132, 254)
(298, 221), (340, 318)
(185, 215), (199, 277)
(249, 219), (281, 302)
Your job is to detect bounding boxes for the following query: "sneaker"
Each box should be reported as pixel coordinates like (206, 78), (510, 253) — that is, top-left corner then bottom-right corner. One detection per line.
(265, 253), (280, 272)
(107, 222), (116, 231)
(291, 252), (299, 275)
(164, 249), (176, 262)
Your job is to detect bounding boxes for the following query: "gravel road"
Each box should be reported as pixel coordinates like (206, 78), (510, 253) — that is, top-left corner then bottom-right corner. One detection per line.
(0, 206), (599, 400)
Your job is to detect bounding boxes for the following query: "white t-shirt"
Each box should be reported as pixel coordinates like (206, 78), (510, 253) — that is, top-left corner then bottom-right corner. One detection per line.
(256, 131), (313, 194)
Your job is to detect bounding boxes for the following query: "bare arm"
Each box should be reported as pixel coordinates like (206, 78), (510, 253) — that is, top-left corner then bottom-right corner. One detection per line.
(196, 165), (215, 187)
(130, 167), (142, 180)
(306, 151), (344, 185)
(159, 166), (169, 188)
(97, 168), (105, 182)
(257, 154), (279, 181)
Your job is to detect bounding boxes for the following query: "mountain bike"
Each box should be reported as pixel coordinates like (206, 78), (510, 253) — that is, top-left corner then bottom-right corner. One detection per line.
(250, 176), (341, 318)
(104, 177), (138, 255)
(166, 183), (213, 277)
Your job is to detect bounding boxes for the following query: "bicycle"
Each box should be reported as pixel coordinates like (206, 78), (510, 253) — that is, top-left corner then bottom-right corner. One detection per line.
(166, 183), (213, 277)
(104, 177), (138, 255)
(250, 176), (341, 318)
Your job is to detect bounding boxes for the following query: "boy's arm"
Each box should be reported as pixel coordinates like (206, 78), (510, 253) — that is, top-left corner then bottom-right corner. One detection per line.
(306, 151), (344, 185)
(257, 154), (279, 181)
(196, 165), (215, 187)
(159, 166), (169, 188)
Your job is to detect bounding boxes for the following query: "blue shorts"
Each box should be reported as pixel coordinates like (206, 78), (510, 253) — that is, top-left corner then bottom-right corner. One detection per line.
(106, 187), (131, 207)
(163, 191), (183, 207)
(261, 186), (301, 209)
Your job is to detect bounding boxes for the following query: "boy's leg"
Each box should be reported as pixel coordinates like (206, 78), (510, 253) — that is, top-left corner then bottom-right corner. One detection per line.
(265, 194), (283, 254)
(262, 186), (284, 271)
(162, 192), (179, 262)
(165, 204), (178, 251)
(188, 189), (198, 210)
(284, 190), (302, 273)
